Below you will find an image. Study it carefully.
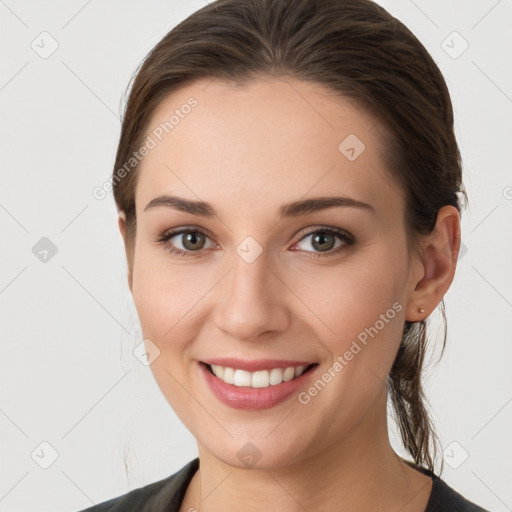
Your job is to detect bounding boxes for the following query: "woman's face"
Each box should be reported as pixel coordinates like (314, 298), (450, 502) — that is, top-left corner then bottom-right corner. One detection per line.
(126, 77), (424, 468)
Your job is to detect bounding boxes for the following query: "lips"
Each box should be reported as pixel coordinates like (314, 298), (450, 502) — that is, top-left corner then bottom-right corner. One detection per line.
(199, 359), (318, 409)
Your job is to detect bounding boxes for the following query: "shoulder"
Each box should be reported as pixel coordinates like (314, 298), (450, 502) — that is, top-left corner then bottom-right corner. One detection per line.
(401, 458), (489, 512)
(426, 473), (490, 512)
(75, 458), (199, 512)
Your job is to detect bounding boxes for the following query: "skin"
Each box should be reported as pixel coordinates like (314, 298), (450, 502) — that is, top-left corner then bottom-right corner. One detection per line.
(118, 76), (461, 511)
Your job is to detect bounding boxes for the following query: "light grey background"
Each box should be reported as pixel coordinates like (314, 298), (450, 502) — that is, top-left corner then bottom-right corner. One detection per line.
(0, 1), (511, 511)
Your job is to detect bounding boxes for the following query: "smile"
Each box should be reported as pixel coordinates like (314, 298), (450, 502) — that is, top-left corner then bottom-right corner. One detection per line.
(205, 363), (316, 388)
(199, 359), (319, 409)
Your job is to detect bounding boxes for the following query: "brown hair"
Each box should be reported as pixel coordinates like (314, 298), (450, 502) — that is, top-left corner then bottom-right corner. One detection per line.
(112, 0), (467, 476)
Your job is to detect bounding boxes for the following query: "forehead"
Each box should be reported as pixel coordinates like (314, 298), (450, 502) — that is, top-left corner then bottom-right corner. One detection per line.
(135, 77), (402, 222)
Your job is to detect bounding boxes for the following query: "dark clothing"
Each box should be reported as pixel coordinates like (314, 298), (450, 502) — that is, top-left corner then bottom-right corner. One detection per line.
(77, 457), (490, 511)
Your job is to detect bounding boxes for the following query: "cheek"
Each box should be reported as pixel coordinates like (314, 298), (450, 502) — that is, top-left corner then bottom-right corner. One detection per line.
(294, 248), (406, 374)
(289, 254), (406, 437)
(131, 247), (215, 357)
(130, 254), (209, 425)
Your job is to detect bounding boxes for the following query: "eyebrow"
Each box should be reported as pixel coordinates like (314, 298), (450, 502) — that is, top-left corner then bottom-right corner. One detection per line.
(144, 194), (376, 218)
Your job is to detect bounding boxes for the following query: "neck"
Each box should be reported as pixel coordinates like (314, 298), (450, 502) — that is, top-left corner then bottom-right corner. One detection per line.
(182, 389), (432, 512)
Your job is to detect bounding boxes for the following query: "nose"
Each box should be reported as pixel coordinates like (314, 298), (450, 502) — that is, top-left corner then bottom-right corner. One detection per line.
(212, 250), (291, 342)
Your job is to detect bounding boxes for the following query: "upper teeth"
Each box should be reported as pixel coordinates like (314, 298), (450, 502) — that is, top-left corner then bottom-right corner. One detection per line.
(210, 364), (307, 388)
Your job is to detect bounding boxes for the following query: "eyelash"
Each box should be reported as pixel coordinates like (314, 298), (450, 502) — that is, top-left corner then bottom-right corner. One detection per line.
(154, 226), (355, 259)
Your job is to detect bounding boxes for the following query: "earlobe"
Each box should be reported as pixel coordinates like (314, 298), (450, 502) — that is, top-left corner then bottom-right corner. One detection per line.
(405, 206), (461, 322)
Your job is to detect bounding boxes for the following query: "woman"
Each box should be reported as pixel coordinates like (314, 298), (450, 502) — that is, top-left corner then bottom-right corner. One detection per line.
(79, 0), (489, 510)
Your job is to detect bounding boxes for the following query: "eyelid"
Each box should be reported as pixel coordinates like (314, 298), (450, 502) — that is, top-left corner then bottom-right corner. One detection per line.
(296, 225), (353, 241)
(156, 225), (216, 242)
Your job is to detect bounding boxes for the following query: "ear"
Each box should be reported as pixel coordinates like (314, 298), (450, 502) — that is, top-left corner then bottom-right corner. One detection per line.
(405, 205), (461, 322)
(117, 211), (133, 293)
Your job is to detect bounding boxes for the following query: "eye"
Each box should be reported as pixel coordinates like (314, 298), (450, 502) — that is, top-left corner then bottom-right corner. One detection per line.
(155, 226), (355, 258)
(291, 227), (355, 258)
(155, 228), (217, 257)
